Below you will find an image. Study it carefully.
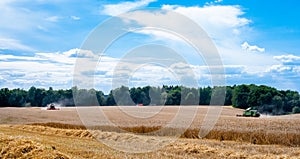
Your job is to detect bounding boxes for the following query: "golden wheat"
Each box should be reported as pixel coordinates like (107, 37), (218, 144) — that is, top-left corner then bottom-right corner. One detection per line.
(25, 121), (300, 146)
(1, 124), (300, 159)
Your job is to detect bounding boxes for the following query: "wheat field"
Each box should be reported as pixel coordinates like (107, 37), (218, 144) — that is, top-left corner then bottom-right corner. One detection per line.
(0, 106), (300, 158)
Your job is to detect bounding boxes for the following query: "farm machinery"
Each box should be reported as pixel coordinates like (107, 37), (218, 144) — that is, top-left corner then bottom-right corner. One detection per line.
(46, 103), (60, 110)
(237, 107), (260, 117)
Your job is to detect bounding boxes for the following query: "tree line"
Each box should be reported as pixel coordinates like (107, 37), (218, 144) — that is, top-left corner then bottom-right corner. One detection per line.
(0, 84), (300, 115)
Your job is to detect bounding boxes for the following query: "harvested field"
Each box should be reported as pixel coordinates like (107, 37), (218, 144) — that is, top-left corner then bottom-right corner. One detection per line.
(0, 106), (300, 158)
(1, 124), (300, 158)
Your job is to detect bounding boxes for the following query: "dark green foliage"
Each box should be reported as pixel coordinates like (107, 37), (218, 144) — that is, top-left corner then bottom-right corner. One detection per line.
(8, 89), (27, 107)
(210, 86), (226, 105)
(106, 90), (116, 106)
(112, 86), (134, 106)
(224, 86), (233, 105)
(232, 84), (250, 109)
(232, 84), (300, 115)
(165, 86), (181, 105)
(0, 84), (300, 115)
(72, 87), (104, 106)
(199, 87), (211, 105)
(292, 106), (300, 114)
(149, 87), (166, 105)
(0, 88), (10, 106)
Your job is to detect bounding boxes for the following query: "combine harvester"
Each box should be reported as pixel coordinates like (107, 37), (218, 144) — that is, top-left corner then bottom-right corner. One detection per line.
(237, 107), (260, 117)
(46, 103), (60, 110)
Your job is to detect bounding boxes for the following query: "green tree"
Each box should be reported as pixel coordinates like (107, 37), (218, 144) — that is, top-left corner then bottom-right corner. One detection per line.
(106, 90), (116, 106)
(224, 86), (233, 105)
(181, 87), (199, 105)
(73, 88), (99, 106)
(35, 88), (46, 106)
(130, 87), (140, 104)
(165, 86), (181, 105)
(27, 86), (37, 106)
(284, 90), (300, 112)
(258, 92), (273, 106)
(96, 90), (105, 106)
(149, 87), (165, 105)
(42, 87), (58, 106)
(8, 89), (27, 107)
(211, 86), (226, 105)
(232, 84), (250, 109)
(272, 95), (283, 115)
(292, 106), (300, 114)
(183, 92), (196, 105)
(0, 88), (10, 106)
(113, 86), (134, 106)
(199, 87), (211, 105)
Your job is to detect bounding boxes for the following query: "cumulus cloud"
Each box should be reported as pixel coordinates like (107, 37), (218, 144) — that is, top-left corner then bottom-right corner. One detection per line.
(120, 6), (274, 66)
(121, 5), (251, 47)
(0, 48), (104, 89)
(241, 42), (265, 52)
(114, 5), (280, 88)
(128, 4), (265, 67)
(264, 54), (300, 89)
(161, 5), (250, 37)
(273, 54), (300, 65)
(101, 0), (157, 16)
(265, 54), (300, 77)
(0, 47), (291, 93)
(266, 64), (293, 73)
(36, 48), (99, 63)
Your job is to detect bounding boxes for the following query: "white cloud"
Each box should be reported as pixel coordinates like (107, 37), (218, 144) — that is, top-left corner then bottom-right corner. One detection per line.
(0, 54), (43, 61)
(101, 0), (157, 16)
(133, 29), (184, 42)
(0, 37), (35, 51)
(205, 0), (223, 5)
(0, 48), (105, 89)
(127, 5), (258, 63)
(45, 16), (60, 22)
(241, 42), (265, 52)
(71, 16), (80, 20)
(273, 54), (300, 65)
(0, 47), (296, 93)
(35, 48), (99, 64)
(264, 54), (300, 89)
(120, 6), (273, 66)
(161, 5), (251, 39)
(37, 25), (48, 32)
(266, 64), (292, 73)
(264, 54), (300, 79)
(106, 5), (288, 89)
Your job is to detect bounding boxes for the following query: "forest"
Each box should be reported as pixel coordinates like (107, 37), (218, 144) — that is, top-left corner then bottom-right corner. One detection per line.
(0, 84), (300, 115)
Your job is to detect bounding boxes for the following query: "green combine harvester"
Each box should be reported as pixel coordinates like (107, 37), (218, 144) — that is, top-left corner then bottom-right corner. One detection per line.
(237, 107), (260, 117)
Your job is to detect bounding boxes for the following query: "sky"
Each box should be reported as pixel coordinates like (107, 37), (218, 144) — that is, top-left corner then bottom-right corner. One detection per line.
(0, 0), (300, 94)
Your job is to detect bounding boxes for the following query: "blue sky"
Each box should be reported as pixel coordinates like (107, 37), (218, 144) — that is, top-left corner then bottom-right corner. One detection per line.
(0, 0), (300, 93)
